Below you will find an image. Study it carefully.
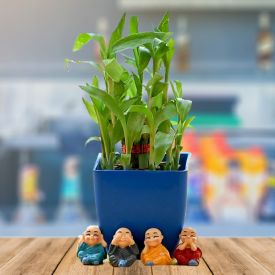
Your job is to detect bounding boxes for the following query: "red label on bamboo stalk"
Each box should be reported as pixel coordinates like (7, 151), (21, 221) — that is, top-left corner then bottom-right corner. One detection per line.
(141, 144), (150, 153)
(132, 145), (141, 154)
(121, 144), (150, 154)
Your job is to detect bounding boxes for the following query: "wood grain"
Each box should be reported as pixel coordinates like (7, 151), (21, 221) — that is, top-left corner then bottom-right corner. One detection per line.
(0, 238), (275, 274)
(200, 238), (272, 275)
(53, 240), (113, 275)
(0, 238), (34, 268)
(113, 260), (152, 275)
(152, 259), (212, 275)
(231, 238), (275, 274)
(0, 238), (75, 275)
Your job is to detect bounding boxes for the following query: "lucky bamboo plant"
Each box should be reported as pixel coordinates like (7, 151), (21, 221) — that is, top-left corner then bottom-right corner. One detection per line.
(66, 13), (194, 170)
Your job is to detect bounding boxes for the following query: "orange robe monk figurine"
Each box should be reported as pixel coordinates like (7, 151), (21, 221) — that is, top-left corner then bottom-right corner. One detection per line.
(173, 227), (202, 266)
(141, 228), (172, 266)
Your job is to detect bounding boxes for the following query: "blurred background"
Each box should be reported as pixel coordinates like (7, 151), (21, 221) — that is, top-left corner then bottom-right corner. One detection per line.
(0, 0), (275, 237)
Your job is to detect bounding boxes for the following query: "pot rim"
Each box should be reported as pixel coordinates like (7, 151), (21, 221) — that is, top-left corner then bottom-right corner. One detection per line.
(93, 152), (191, 173)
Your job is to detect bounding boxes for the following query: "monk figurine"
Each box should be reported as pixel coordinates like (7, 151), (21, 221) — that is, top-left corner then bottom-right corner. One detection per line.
(141, 228), (172, 266)
(173, 227), (202, 266)
(77, 225), (107, 265)
(108, 227), (139, 267)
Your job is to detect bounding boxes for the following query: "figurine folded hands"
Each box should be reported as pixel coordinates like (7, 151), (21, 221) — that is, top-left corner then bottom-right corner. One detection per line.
(173, 227), (202, 266)
(141, 228), (172, 266)
(108, 227), (139, 267)
(77, 225), (107, 265)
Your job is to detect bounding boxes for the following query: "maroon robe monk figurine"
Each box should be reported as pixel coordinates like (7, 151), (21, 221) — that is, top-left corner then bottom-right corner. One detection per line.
(173, 227), (202, 266)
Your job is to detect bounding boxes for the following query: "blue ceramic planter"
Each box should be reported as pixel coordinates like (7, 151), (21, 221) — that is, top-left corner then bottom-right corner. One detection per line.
(93, 152), (190, 254)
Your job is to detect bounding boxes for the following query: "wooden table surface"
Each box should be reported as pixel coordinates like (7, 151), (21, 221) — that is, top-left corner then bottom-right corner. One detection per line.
(0, 238), (275, 275)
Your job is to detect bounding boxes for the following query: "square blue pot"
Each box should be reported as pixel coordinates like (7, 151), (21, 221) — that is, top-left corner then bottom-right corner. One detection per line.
(93, 152), (190, 254)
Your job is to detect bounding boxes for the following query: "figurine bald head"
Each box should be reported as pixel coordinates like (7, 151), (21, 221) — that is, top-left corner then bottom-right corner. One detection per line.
(179, 227), (197, 247)
(144, 228), (164, 248)
(111, 227), (135, 248)
(81, 226), (106, 247)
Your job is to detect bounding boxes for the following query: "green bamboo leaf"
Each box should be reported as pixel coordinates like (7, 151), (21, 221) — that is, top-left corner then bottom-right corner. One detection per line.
(175, 80), (183, 98)
(152, 82), (166, 97)
(112, 120), (124, 144)
(144, 42), (154, 55)
(85, 136), (101, 146)
(103, 58), (125, 82)
(88, 102), (111, 165)
(158, 120), (172, 133)
(64, 58), (102, 72)
(113, 81), (125, 100)
(119, 97), (138, 113)
(153, 38), (170, 59)
(158, 12), (169, 32)
(130, 16), (138, 34)
(82, 98), (98, 123)
(183, 115), (195, 129)
(127, 112), (145, 146)
(80, 84), (129, 151)
(121, 71), (131, 83)
(128, 105), (154, 130)
(154, 131), (174, 166)
(89, 95), (104, 114)
(81, 84), (127, 128)
(175, 98), (192, 122)
(87, 79), (104, 113)
(92, 75), (99, 87)
(112, 32), (171, 53)
(170, 80), (178, 98)
(125, 78), (137, 97)
(150, 92), (163, 109)
(132, 73), (142, 96)
(154, 101), (177, 130)
(108, 13), (126, 52)
(139, 46), (151, 72)
(73, 33), (106, 56)
(147, 72), (163, 88)
(163, 38), (174, 69)
(85, 88), (110, 130)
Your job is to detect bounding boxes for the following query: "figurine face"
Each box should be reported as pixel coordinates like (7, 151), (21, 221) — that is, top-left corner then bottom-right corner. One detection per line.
(113, 227), (134, 248)
(144, 228), (163, 247)
(179, 227), (197, 245)
(83, 226), (103, 246)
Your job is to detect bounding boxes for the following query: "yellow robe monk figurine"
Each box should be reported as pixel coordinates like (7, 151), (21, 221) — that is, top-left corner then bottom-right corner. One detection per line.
(141, 228), (172, 266)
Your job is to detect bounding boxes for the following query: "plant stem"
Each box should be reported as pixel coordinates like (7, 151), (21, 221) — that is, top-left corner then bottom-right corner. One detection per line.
(173, 147), (181, 170)
(163, 63), (171, 168)
(107, 77), (116, 127)
(163, 65), (169, 104)
(165, 144), (173, 170)
(94, 108), (110, 167)
(153, 58), (160, 75)
(172, 124), (184, 170)
(149, 131), (155, 169)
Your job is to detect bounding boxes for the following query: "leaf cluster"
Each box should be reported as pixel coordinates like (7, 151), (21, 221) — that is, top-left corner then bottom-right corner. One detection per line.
(67, 13), (194, 170)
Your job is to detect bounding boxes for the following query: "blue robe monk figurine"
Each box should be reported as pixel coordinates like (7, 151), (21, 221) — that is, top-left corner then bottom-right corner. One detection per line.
(77, 225), (107, 265)
(108, 227), (139, 267)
